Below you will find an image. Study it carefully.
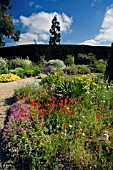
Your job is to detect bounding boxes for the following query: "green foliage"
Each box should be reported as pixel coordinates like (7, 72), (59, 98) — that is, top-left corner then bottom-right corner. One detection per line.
(95, 59), (107, 73)
(64, 66), (78, 75)
(75, 64), (91, 74)
(46, 59), (66, 70)
(2, 74), (113, 169)
(41, 73), (63, 87)
(49, 15), (61, 45)
(0, 57), (8, 71)
(8, 58), (33, 70)
(64, 55), (75, 66)
(77, 53), (96, 65)
(0, 0), (20, 46)
(38, 55), (47, 65)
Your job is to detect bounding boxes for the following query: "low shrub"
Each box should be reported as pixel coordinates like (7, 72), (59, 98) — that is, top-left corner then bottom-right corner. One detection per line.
(0, 73), (20, 82)
(0, 57), (8, 71)
(8, 58), (33, 70)
(46, 59), (66, 70)
(64, 55), (75, 66)
(77, 53), (96, 65)
(95, 59), (107, 73)
(75, 65), (91, 74)
(64, 67), (78, 75)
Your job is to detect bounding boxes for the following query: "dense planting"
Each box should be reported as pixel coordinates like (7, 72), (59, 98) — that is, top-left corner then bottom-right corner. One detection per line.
(1, 73), (113, 169)
(0, 73), (20, 82)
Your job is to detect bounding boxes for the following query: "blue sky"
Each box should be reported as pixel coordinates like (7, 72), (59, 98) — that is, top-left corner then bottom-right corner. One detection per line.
(6, 0), (113, 46)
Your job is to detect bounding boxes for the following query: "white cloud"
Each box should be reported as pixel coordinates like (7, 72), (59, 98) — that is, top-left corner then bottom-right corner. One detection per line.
(82, 5), (113, 46)
(16, 11), (72, 45)
(13, 19), (20, 25)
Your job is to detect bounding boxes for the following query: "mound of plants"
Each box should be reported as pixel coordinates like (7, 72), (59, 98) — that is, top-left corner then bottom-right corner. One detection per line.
(1, 73), (113, 169)
(0, 73), (21, 82)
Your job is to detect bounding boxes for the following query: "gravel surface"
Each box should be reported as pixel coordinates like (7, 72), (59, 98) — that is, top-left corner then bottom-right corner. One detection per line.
(0, 77), (40, 169)
(0, 77), (39, 130)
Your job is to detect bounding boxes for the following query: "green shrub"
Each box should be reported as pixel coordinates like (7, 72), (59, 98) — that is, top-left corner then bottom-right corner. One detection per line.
(25, 69), (35, 77)
(16, 70), (26, 78)
(8, 58), (33, 70)
(95, 59), (107, 73)
(0, 57), (8, 71)
(40, 73), (63, 87)
(75, 65), (91, 74)
(64, 66), (78, 75)
(46, 59), (66, 70)
(77, 53), (96, 65)
(38, 55), (47, 65)
(64, 55), (75, 66)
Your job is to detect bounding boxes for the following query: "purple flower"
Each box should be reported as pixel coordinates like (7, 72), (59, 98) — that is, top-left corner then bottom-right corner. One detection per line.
(2, 101), (31, 143)
(43, 66), (52, 75)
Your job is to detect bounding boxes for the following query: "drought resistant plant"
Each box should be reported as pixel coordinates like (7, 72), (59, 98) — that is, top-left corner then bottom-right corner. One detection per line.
(0, 57), (8, 72)
(46, 59), (66, 70)
(95, 59), (107, 73)
(75, 64), (91, 74)
(0, 73), (20, 82)
(2, 74), (113, 169)
(64, 55), (75, 66)
(8, 58), (32, 70)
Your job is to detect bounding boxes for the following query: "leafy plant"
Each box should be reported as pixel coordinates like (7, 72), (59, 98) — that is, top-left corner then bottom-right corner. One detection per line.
(8, 58), (32, 70)
(64, 55), (75, 66)
(46, 59), (66, 70)
(77, 53), (96, 65)
(75, 65), (91, 74)
(95, 59), (107, 73)
(0, 57), (8, 71)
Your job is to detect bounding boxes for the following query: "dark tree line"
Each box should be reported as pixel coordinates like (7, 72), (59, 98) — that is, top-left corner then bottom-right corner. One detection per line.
(104, 44), (113, 84)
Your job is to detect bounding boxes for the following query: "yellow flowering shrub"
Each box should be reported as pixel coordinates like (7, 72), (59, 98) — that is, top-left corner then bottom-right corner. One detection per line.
(72, 75), (100, 92)
(0, 73), (21, 82)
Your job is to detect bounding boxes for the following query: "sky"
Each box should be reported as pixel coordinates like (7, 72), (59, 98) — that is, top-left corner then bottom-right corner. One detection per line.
(5, 0), (113, 46)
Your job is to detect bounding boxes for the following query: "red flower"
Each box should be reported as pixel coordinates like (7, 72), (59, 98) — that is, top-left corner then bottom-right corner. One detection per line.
(59, 100), (64, 107)
(42, 124), (44, 128)
(28, 137), (32, 141)
(41, 115), (44, 120)
(57, 132), (61, 135)
(63, 124), (67, 129)
(80, 129), (83, 133)
(96, 101), (99, 105)
(76, 118), (80, 121)
(48, 98), (51, 101)
(96, 115), (100, 119)
(52, 96), (56, 101)
(58, 109), (63, 114)
(67, 111), (71, 117)
(76, 133), (81, 137)
(45, 102), (50, 107)
(20, 113), (24, 118)
(96, 147), (100, 151)
(100, 107), (103, 111)
(72, 109), (75, 113)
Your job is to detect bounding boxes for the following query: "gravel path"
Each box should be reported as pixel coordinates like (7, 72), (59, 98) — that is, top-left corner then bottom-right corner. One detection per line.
(0, 77), (40, 169)
(0, 77), (40, 130)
